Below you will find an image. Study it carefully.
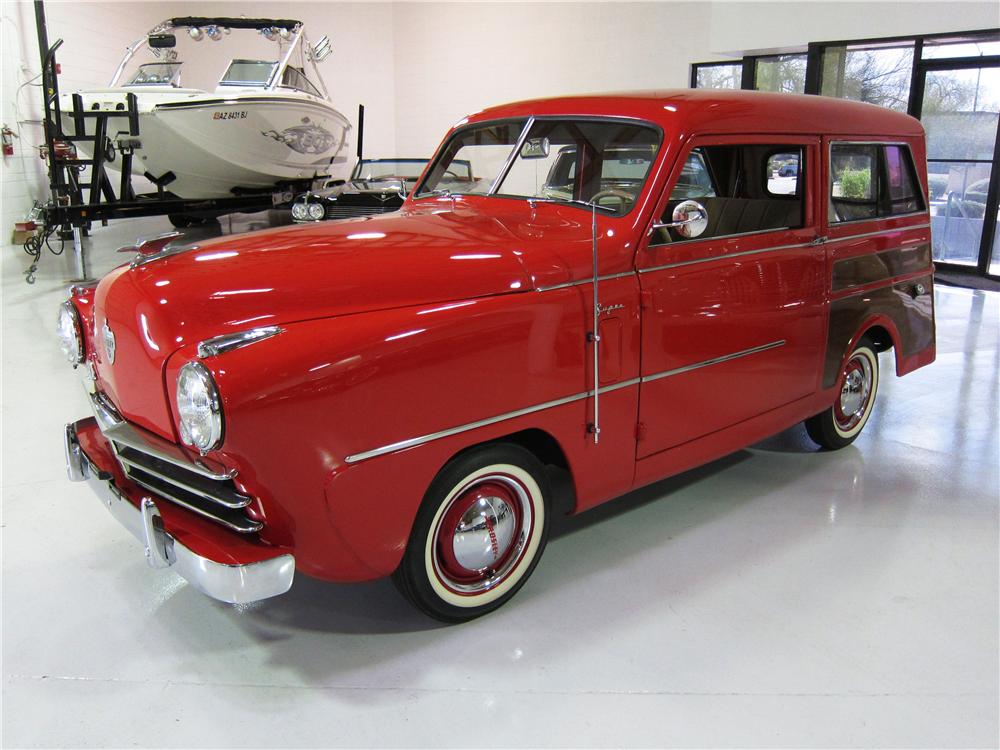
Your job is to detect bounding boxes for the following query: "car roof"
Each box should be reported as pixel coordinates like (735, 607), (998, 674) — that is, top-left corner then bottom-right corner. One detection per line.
(467, 89), (924, 138)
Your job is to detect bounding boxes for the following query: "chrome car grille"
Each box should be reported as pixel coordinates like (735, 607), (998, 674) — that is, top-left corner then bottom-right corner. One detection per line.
(325, 204), (397, 220)
(91, 393), (262, 534)
(114, 446), (261, 534)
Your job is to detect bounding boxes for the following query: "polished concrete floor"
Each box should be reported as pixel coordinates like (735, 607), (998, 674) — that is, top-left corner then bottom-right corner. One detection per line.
(3, 216), (998, 748)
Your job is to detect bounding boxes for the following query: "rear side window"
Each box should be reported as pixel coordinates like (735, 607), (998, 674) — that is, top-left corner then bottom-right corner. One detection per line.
(830, 145), (878, 221)
(830, 143), (925, 223)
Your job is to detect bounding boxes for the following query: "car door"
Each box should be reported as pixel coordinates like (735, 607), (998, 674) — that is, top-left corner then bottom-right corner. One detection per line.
(635, 135), (827, 460)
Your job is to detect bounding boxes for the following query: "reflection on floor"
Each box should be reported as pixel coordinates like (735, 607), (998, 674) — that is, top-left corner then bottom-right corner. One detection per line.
(3, 215), (998, 747)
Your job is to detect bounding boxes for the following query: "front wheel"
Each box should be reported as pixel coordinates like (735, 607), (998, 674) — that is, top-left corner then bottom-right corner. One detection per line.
(805, 337), (880, 450)
(393, 444), (550, 622)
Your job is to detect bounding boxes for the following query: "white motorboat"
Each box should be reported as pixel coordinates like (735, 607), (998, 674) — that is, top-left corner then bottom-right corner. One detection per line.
(59, 16), (351, 199)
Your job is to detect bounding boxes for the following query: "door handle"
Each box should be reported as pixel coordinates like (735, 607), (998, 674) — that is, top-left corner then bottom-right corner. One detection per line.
(809, 236), (828, 246)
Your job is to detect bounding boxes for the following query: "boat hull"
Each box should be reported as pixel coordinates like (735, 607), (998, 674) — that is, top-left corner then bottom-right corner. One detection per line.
(60, 91), (350, 199)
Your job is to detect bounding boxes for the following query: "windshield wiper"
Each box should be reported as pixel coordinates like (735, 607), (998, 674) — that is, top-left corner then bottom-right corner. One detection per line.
(528, 197), (618, 213)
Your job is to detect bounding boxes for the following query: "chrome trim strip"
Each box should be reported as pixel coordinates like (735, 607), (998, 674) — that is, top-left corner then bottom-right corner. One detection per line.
(831, 222), (930, 242)
(115, 450), (251, 509)
(649, 226), (792, 249)
(90, 392), (235, 481)
(123, 472), (262, 534)
(346, 336), (777, 466)
(344, 377), (642, 464)
(197, 326), (284, 358)
(345, 391), (587, 463)
(536, 271), (635, 292)
(825, 211), (927, 228)
(66, 422), (293, 604)
(600, 377), (641, 393)
(641, 340), (785, 383)
(345, 340), (782, 464)
(640, 221), (930, 275)
(640, 241), (812, 274)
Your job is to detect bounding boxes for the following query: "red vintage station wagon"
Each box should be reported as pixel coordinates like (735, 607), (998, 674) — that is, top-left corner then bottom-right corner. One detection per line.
(61, 90), (935, 621)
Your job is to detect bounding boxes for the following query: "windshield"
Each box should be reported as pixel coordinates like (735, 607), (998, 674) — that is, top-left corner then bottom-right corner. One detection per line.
(417, 118), (661, 215)
(220, 60), (276, 86)
(127, 62), (182, 86)
(419, 120), (528, 196)
(281, 66), (322, 97)
(354, 159), (431, 181)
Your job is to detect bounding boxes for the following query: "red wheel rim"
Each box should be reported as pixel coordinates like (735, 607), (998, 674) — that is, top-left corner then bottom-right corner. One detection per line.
(431, 474), (533, 595)
(834, 353), (874, 432)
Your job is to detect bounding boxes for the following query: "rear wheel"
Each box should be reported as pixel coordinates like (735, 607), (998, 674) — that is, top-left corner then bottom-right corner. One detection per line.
(393, 444), (550, 622)
(805, 337), (880, 450)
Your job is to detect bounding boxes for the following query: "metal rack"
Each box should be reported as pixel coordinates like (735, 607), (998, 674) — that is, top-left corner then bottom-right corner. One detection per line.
(27, 0), (311, 282)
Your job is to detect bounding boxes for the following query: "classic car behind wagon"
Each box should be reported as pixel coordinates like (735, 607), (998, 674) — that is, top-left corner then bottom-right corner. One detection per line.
(62, 90), (935, 622)
(290, 157), (473, 222)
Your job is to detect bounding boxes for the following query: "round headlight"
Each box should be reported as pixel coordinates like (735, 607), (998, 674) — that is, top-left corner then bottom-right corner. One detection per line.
(176, 362), (223, 453)
(57, 301), (84, 364)
(291, 201), (307, 220)
(307, 202), (325, 221)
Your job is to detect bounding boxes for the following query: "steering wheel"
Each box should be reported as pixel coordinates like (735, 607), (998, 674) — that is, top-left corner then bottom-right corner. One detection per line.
(444, 169), (461, 179)
(590, 188), (635, 211)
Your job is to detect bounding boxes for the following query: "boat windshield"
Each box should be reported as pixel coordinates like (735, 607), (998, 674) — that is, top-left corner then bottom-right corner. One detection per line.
(416, 118), (661, 216)
(219, 60), (276, 87)
(127, 62), (182, 86)
(280, 66), (322, 97)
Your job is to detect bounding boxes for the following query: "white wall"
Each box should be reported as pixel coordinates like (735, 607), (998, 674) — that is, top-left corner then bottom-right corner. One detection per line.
(390, 2), (711, 157)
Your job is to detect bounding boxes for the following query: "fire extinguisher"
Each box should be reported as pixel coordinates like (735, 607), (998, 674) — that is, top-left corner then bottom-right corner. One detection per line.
(1, 125), (17, 157)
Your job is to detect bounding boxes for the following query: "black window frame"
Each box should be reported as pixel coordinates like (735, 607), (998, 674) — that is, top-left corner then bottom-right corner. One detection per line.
(689, 61), (744, 90)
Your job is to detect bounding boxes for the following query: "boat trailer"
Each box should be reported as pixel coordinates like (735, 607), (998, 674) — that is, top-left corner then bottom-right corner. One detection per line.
(24, 0), (314, 284)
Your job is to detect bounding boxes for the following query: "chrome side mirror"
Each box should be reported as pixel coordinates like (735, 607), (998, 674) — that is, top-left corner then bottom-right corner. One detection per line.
(648, 199), (708, 239)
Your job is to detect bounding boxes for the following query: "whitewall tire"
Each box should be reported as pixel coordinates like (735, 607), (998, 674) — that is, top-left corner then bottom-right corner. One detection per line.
(393, 444), (551, 622)
(806, 337), (880, 450)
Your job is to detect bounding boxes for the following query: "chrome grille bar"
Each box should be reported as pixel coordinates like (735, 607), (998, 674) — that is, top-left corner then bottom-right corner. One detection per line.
(89, 391), (261, 534)
(115, 446), (251, 509)
(324, 205), (395, 219)
(122, 465), (262, 534)
(91, 392), (233, 481)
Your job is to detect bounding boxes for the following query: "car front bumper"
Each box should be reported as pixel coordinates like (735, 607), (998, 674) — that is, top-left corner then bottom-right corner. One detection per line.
(65, 419), (295, 604)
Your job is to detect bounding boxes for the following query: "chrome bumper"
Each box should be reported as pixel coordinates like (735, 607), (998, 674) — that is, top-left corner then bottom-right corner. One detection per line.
(65, 423), (294, 604)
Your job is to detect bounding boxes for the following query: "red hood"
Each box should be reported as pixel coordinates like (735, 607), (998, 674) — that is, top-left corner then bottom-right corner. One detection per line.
(91, 199), (604, 439)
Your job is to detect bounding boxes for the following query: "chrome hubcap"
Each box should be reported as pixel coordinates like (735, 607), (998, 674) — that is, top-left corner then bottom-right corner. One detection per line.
(433, 475), (532, 594)
(836, 354), (873, 430)
(452, 494), (516, 572)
